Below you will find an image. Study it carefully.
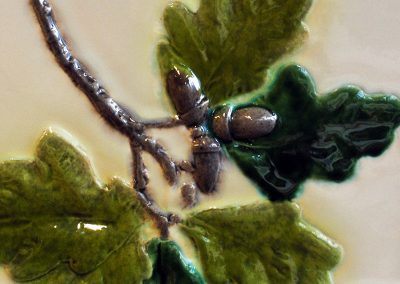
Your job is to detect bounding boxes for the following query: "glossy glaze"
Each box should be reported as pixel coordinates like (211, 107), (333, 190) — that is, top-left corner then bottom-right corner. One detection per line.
(212, 106), (277, 141)
(145, 238), (205, 284)
(221, 65), (400, 200)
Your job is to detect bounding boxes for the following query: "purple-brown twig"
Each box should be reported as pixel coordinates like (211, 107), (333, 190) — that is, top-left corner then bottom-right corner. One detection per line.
(32, 0), (180, 237)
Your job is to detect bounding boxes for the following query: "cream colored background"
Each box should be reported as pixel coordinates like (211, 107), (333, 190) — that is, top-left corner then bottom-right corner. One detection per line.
(0, 0), (399, 283)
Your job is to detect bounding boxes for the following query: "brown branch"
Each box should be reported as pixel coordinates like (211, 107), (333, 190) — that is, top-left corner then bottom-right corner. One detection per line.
(31, 0), (181, 235)
(31, 0), (177, 185)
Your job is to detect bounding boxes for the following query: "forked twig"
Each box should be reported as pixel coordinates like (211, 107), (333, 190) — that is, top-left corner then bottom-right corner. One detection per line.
(32, 0), (180, 236)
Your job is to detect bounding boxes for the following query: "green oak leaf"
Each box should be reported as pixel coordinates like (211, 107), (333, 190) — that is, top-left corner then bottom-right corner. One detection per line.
(0, 130), (152, 283)
(181, 202), (342, 284)
(144, 238), (205, 284)
(223, 64), (400, 200)
(158, 0), (312, 105)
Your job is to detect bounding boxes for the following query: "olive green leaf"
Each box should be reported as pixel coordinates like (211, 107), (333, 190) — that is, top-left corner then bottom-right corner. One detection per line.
(181, 202), (342, 284)
(158, 0), (312, 105)
(144, 238), (205, 284)
(0, 130), (152, 283)
(225, 65), (400, 200)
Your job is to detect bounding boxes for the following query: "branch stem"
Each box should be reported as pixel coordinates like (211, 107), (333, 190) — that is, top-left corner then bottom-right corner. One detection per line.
(32, 0), (177, 184)
(32, 0), (181, 236)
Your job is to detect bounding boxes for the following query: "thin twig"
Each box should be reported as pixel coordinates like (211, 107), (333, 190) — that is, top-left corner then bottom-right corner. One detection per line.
(144, 116), (183, 129)
(130, 141), (181, 235)
(136, 191), (181, 239)
(31, 0), (181, 235)
(129, 141), (180, 237)
(130, 141), (148, 191)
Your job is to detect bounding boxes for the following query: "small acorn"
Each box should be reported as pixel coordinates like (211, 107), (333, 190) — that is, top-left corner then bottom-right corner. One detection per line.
(181, 184), (199, 208)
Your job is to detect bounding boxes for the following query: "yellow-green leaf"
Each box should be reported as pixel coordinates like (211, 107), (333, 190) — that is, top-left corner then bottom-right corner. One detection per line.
(0, 130), (152, 283)
(181, 202), (342, 284)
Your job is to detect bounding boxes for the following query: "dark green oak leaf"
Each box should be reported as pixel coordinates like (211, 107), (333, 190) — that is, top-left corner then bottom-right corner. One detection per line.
(221, 65), (400, 200)
(0, 130), (152, 283)
(144, 238), (205, 284)
(158, 0), (312, 105)
(181, 202), (342, 284)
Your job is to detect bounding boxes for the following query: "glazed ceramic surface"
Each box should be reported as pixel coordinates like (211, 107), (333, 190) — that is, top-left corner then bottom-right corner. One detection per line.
(0, 0), (399, 283)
